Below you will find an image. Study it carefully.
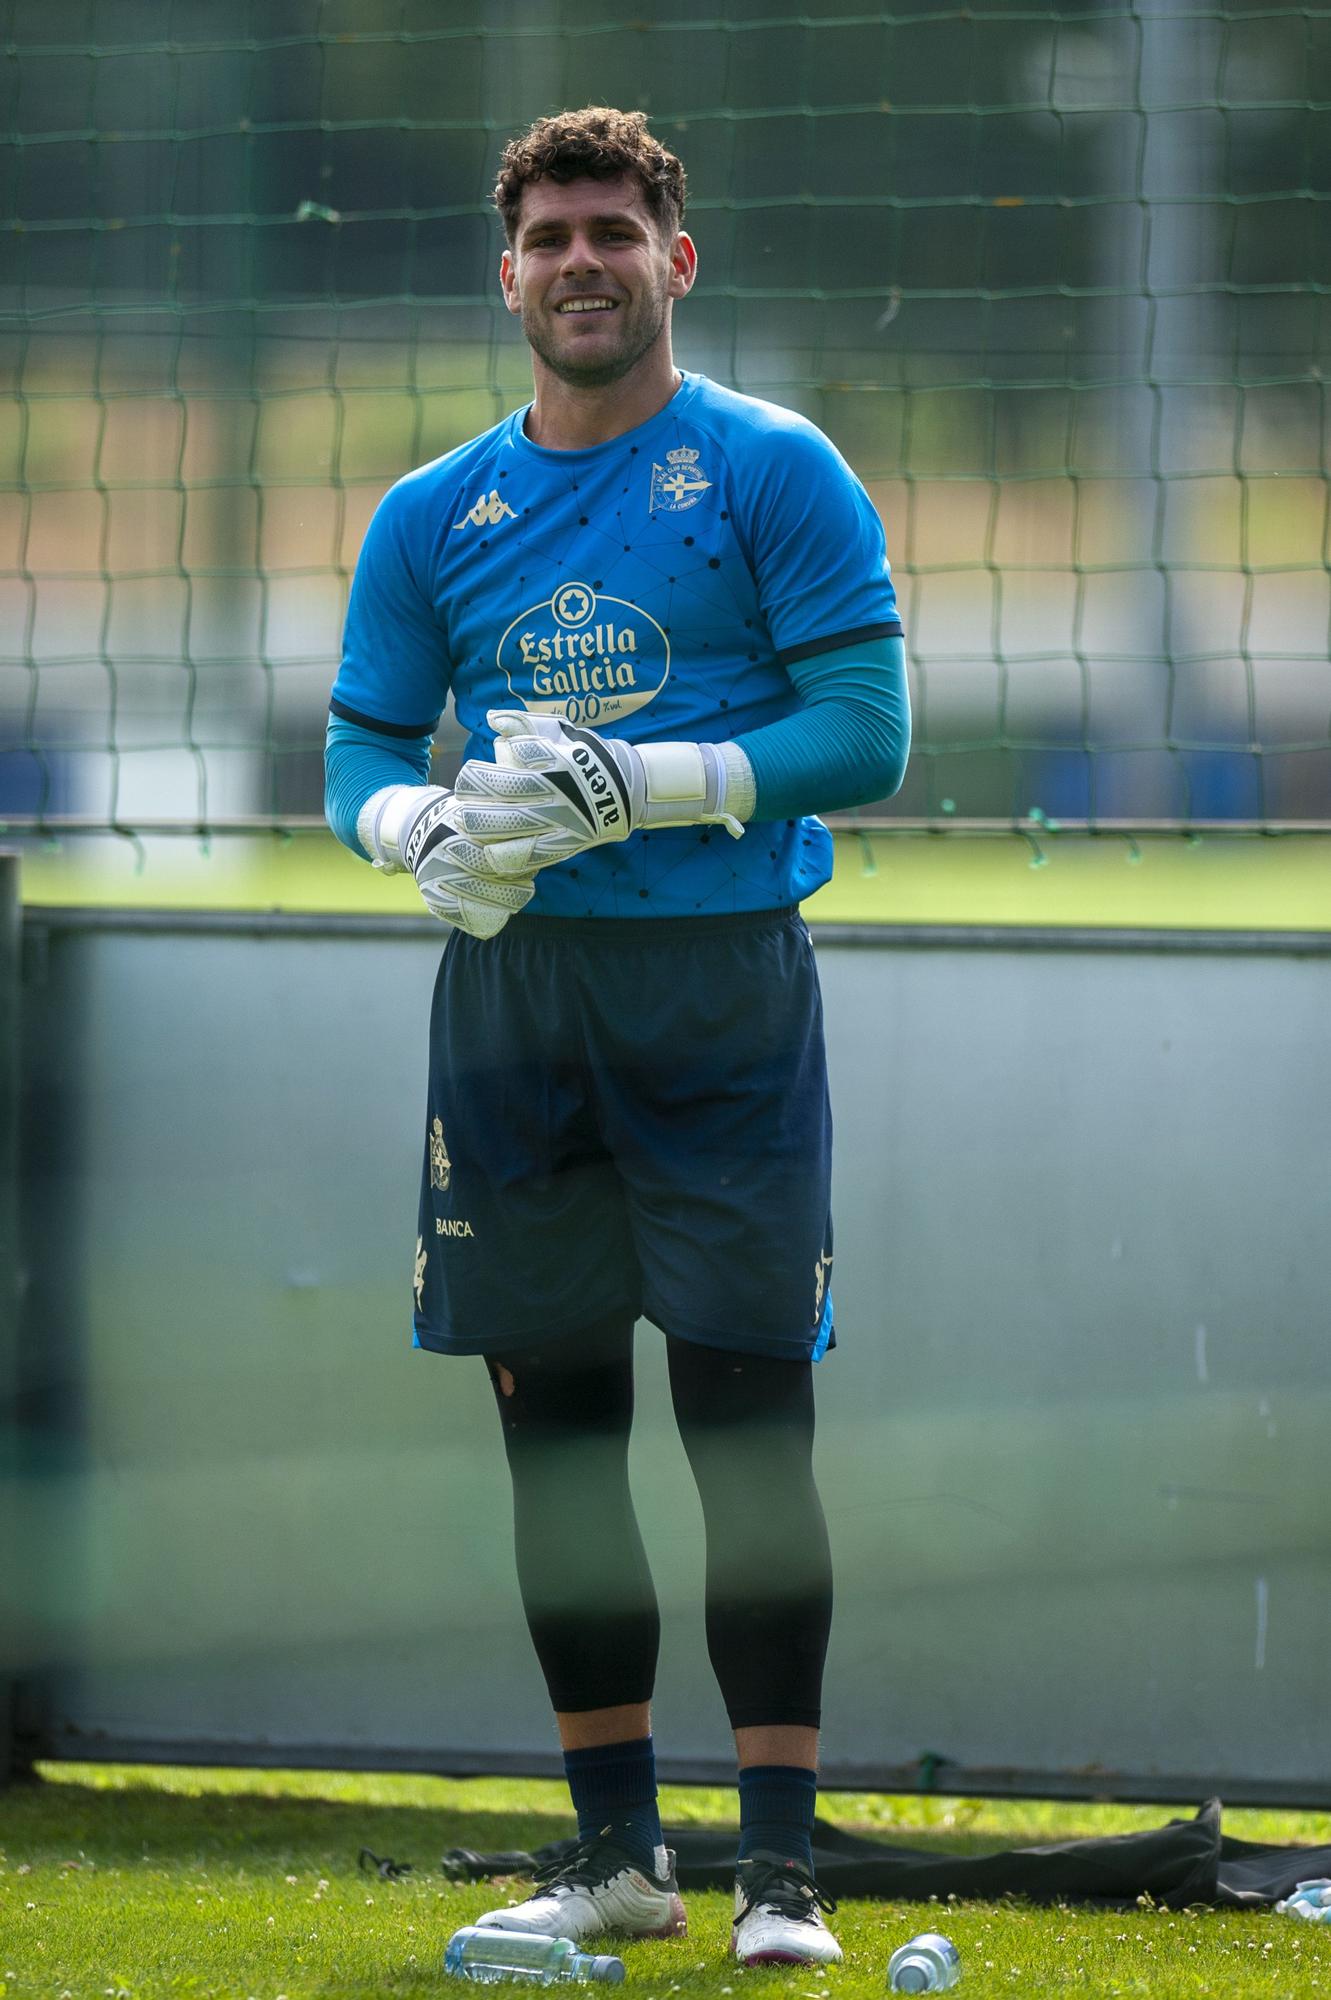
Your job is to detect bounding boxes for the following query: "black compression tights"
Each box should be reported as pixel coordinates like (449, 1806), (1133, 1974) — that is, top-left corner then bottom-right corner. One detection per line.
(485, 1317), (833, 1728)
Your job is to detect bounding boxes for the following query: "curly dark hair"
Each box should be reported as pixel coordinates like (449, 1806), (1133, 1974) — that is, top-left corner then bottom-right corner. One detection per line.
(494, 106), (687, 245)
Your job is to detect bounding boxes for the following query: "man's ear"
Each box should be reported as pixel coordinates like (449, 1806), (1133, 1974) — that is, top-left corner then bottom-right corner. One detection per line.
(667, 230), (698, 301)
(500, 247), (522, 318)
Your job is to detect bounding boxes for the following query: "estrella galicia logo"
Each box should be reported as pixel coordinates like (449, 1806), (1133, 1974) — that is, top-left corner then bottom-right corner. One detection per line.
(497, 579), (670, 726)
(649, 443), (712, 514)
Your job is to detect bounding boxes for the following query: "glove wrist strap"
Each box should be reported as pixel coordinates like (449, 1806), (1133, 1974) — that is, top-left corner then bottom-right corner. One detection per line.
(357, 783), (444, 872)
(632, 740), (752, 839)
(719, 741), (757, 825)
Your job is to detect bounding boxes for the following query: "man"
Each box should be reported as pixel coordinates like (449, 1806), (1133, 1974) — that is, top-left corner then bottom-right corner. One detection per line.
(325, 106), (909, 1966)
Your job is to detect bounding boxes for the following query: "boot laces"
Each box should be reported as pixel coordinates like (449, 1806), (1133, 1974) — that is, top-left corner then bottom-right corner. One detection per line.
(532, 1830), (638, 1893)
(737, 1856), (837, 1925)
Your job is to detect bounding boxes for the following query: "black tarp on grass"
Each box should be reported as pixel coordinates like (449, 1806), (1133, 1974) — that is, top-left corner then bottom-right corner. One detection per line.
(427, 1802), (1331, 1909)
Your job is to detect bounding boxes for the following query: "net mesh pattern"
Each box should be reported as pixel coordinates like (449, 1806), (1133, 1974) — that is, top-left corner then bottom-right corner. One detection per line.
(2, 0), (1328, 834)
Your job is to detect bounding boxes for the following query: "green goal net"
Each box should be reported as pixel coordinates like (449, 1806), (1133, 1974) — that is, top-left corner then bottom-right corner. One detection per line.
(3, 1), (1328, 835)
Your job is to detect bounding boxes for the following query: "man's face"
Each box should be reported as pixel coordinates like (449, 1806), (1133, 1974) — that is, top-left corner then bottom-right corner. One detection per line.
(500, 174), (695, 388)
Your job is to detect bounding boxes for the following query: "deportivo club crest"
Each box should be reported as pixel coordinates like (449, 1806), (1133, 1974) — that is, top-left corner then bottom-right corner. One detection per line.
(429, 1116), (451, 1193)
(649, 444), (712, 514)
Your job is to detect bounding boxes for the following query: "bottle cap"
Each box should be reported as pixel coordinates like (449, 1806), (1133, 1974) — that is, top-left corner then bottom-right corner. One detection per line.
(589, 1955), (626, 1983)
(892, 1962), (931, 1993)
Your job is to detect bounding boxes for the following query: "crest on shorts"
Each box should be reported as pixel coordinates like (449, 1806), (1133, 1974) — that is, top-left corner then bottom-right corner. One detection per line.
(429, 1115), (451, 1193)
(649, 444), (712, 514)
(413, 1234), (427, 1311)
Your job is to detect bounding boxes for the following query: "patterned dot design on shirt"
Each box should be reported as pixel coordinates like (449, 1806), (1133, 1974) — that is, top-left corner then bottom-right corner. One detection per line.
(440, 413), (834, 920)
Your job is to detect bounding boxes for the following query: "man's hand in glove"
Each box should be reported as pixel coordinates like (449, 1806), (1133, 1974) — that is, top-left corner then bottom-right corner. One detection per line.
(448, 710), (752, 873)
(357, 783), (536, 939)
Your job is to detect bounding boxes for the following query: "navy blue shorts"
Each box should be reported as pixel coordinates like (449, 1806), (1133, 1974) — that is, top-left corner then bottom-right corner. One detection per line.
(412, 905), (835, 1362)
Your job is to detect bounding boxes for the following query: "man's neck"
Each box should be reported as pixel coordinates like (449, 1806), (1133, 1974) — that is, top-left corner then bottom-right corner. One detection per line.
(524, 353), (683, 451)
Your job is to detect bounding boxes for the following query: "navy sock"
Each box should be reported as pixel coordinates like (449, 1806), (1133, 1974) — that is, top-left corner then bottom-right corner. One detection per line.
(737, 1764), (817, 1872)
(563, 1736), (663, 1876)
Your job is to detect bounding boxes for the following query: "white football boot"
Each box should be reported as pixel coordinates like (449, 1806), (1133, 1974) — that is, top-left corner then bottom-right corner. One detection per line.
(473, 1829), (687, 1942)
(731, 1851), (843, 1966)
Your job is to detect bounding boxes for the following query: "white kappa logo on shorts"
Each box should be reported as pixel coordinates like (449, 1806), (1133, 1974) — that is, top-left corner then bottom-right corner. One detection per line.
(813, 1251), (833, 1328)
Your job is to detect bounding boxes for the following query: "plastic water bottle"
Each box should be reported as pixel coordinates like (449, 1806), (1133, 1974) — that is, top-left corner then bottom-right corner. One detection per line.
(888, 1932), (962, 1992)
(444, 1927), (626, 1985)
(1277, 1879), (1331, 1923)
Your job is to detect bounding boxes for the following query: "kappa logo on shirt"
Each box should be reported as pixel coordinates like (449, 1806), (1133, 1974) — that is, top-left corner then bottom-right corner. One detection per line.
(452, 488), (517, 531)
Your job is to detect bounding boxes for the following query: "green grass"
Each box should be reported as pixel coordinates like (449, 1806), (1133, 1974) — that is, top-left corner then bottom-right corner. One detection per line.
(3, 1765), (1330, 1999)
(13, 828), (1331, 931)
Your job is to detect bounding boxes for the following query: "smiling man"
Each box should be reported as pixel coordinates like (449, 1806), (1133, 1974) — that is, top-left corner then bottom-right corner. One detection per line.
(501, 174), (694, 411)
(324, 107), (910, 1968)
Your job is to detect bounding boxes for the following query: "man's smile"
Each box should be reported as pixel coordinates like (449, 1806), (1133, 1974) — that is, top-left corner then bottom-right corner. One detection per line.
(554, 297), (621, 315)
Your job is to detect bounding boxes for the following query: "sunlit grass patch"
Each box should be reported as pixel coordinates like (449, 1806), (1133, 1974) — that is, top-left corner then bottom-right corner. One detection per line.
(2, 1765), (1328, 1999)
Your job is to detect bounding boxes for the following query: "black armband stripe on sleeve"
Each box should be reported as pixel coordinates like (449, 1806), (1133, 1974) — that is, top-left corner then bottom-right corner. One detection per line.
(329, 696), (437, 738)
(774, 620), (904, 668)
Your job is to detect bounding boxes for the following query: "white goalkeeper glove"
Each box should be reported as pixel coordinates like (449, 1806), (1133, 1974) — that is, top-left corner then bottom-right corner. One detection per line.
(356, 783), (536, 939)
(449, 710), (756, 872)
